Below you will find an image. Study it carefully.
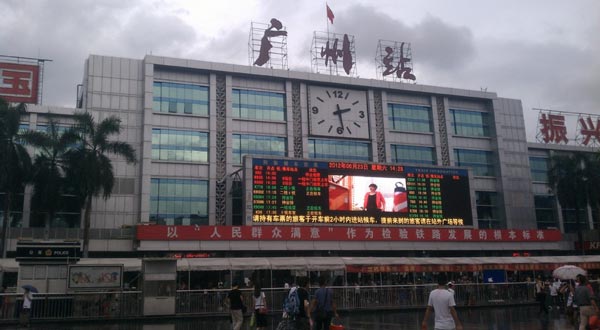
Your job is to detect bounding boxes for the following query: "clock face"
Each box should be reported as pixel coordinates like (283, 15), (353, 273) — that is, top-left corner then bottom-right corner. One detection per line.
(308, 86), (369, 139)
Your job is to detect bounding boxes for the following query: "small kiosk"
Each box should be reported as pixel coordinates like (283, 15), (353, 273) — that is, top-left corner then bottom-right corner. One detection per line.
(142, 258), (176, 316)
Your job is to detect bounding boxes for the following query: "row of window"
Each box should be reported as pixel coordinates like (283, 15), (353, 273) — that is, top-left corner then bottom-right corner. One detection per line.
(153, 82), (493, 138)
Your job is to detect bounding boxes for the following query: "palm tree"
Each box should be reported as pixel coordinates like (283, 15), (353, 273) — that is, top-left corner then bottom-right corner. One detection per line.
(22, 120), (79, 237)
(0, 99), (31, 258)
(66, 112), (136, 257)
(548, 151), (600, 254)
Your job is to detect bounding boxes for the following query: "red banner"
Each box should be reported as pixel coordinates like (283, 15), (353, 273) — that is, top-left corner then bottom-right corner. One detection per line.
(136, 225), (561, 242)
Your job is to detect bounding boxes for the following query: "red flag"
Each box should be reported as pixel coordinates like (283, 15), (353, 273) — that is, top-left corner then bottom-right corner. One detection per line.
(326, 4), (335, 24)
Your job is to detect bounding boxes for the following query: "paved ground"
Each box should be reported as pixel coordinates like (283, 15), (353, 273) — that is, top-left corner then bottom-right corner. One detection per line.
(0, 305), (574, 329)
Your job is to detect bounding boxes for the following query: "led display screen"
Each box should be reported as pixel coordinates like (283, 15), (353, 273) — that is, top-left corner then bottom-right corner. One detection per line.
(245, 157), (473, 226)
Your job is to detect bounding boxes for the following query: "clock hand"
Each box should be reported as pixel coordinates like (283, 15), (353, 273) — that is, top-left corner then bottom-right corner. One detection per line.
(332, 104), (351, 128)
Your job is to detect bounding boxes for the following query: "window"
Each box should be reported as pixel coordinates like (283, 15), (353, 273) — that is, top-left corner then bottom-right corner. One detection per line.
(534, 195), (557, 229)
(232, 134), (286, 164)
(153, 82), (209, 116)
(529, 157), (549, 182)
(150, 178), (209, 226)
(152, 129), (209, 162)
(308, 139), (371, 161)
(562, 207), (588, 234)
(388, 103), (432, 133)
(232, 89), (285, 121)
(30, 194), (81, 228)
(450, 109), (490, 137)
(391, 145), (436, 165)
(476, 191), (500, 229)
(0, 192), (24, 227)
(454, 149), (495, 176)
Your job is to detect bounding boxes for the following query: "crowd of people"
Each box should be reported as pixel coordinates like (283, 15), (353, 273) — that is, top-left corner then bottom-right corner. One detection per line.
(535, 274), (600, 330)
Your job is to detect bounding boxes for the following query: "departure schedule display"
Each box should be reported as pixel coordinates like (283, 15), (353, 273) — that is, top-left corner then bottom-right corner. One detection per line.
(245, 157), (473, 226)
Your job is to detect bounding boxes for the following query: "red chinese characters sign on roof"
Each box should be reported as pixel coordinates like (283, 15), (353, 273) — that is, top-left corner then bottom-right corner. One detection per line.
(536, 109), (600, 147)
(0, 62), (39, 104)
(136, 225), (561, 242)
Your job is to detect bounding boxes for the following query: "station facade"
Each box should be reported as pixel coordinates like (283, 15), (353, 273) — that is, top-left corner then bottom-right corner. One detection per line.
(5, 53), (600, 260)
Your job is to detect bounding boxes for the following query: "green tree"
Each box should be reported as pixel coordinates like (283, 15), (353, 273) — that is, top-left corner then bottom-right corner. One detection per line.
(22, 120), (79, 237)
(0, 99), (31, 258)
(66, 112), (136, 257)
(548, 151), (600, 253)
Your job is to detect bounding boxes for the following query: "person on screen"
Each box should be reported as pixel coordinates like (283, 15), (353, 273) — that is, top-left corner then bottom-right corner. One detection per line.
(363, 183), (385, 213)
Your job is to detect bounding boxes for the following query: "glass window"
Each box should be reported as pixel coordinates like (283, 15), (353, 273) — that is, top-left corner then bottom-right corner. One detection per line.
(450, 109), (490, 137)
(150, 178), (209, 226)
(152, 129), (209, 162)
(391, 145), (436, 165)
(232, 89), (286, 121)
(387, 103), (432, 133)
(308, 139), (371, 161)
(476, 191), (501, 229)
(153, 82), (209, 116)
(454, 149), (495, 176)
(534, 195), (557, 229)
(232, 134), (286, 164)
(0, 192), (24, 227)
(529, 157), (549, 182)
(562, 207), (588, 234)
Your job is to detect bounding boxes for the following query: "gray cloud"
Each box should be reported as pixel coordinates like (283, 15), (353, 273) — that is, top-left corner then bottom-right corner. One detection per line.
(329, 5), (476, 72)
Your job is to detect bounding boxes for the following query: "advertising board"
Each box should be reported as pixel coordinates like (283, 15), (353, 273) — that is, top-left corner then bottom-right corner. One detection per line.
(245, 157), (473, 226)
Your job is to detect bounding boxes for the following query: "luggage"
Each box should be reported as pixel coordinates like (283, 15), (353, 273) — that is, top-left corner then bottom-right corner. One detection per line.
(330, 317), (345, 330)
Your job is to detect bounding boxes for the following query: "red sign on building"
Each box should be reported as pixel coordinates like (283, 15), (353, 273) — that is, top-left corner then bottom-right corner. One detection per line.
(0, 62), (40, 104)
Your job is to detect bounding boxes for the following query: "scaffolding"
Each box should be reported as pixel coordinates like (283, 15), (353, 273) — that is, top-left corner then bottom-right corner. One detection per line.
(310, 31), (357, 77)
(248, 20), (288, 70)
(375, 40), (416, 83)
(0, 54), (51, 105)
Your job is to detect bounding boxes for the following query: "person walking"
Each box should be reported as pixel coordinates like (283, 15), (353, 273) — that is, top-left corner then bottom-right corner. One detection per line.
(535, 276), (548, 316)
(20, 287), (33, 328)
(311, 276), (338, 330)
(227, 282), (245, 330)
(421, 274), (463, 330)
(574, 274), (598, 330)
(252, 283), (268, 330)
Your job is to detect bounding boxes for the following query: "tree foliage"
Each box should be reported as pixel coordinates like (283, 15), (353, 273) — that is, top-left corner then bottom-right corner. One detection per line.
(0, 99), (31, 258)
(66, 112), (137, 257)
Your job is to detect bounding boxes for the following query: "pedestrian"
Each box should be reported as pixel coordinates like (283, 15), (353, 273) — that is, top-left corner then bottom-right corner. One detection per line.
(421, 274), (463, 330)
(574, 274), (598, 330)
(20, 287), (33, 328)
(447, 281), (455, 296)
(535, 276), (548, 316)
(294, 276), (312, 330)
(311, 276), (338, 330)
(550, 278), (561, 310)
(252, 283), (268, 330)
(227, 282), (245, 330)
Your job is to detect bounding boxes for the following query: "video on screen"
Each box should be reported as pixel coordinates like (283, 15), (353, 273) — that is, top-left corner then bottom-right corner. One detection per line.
(328, 175), (408, 213)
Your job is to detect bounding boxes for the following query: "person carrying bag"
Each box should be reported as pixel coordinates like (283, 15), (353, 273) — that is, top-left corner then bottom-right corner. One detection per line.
(253, 284), (268, 330)
(311, 276), (339, 330)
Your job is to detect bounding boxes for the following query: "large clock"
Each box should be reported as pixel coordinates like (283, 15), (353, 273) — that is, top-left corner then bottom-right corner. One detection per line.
(308, 86), (369, 139)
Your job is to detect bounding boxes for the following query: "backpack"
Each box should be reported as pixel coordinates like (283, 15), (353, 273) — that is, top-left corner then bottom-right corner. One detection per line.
(283, 287), (301, 318)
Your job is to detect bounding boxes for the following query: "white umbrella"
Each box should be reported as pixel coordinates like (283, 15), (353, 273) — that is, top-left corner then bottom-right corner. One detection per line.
(552, 265), (587, 280)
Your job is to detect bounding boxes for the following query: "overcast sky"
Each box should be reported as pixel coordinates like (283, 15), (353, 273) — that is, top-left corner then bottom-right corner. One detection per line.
(2, 0), (599, 141)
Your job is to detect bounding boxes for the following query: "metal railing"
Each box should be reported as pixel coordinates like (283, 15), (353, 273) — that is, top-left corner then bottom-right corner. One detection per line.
(0, 282), (536, 323)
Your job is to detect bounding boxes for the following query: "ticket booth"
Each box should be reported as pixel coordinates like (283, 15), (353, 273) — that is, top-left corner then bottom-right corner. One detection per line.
(142, 258), (176, 316)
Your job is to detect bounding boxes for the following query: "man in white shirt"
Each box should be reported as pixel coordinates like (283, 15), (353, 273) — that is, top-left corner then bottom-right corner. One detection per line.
(422, 275), (463, 330)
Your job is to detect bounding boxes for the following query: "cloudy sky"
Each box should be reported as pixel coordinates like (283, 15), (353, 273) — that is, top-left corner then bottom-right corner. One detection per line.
(2, 0), (599, 141)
